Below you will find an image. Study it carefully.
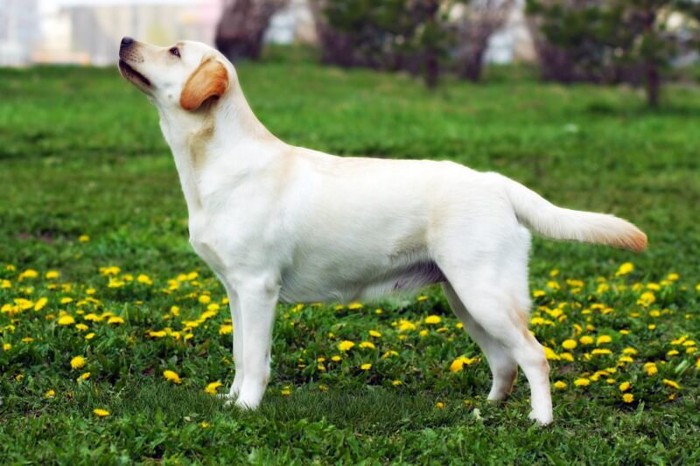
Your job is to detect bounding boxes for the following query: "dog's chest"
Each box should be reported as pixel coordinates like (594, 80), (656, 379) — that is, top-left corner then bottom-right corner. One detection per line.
(188, 215), (228, 275)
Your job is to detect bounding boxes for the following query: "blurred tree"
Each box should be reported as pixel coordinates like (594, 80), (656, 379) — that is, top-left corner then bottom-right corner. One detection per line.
(527, 0), (698, 107)
(454, 0), (515, 82)
(215, 0), (289, 61)
(310, 0), (453, 88)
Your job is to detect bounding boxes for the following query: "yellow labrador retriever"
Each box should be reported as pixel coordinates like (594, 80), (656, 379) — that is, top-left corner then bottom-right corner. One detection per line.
(118, 37), (646, 425)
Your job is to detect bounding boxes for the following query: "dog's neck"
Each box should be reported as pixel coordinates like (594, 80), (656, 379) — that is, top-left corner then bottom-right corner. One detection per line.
(157, 90), (277, 214)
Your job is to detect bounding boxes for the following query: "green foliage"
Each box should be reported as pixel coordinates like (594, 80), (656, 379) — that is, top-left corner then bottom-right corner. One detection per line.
(0, 63), (699, 462)
(526, 0), (699, 106)
(315, 0), (454, 86)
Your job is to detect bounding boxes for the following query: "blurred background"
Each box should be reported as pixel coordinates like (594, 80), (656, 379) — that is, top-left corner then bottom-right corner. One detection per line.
(3, 0), (700, 107)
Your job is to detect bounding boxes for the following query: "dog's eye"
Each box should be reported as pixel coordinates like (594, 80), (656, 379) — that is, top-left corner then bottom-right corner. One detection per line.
(169, 47), (181, 58)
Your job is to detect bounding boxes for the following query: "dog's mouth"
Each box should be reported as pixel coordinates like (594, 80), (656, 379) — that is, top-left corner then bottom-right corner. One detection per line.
(118, 60), (151, 88)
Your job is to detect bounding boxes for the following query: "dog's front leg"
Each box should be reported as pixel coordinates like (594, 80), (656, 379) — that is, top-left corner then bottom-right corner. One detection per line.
(231, 277), (279, 410)
(217, 281), (243, 401)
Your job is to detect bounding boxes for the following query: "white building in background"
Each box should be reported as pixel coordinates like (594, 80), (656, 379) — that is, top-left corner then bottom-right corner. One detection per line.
(0, 0), (41, 65)
(0, 0), (529, 66)
(33, 0), (222, 65)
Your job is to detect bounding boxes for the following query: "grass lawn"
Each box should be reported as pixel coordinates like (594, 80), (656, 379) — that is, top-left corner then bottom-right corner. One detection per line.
(0, 56), (698, 463)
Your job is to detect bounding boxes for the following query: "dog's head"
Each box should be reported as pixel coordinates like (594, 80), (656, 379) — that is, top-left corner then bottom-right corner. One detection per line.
(118, 37), (230, 112)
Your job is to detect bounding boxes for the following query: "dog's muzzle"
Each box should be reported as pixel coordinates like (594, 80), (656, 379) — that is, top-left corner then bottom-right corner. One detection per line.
(118, 37), (151, 88)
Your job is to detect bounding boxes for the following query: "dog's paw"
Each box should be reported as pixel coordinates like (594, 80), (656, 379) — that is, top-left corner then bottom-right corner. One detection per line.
(528, 410), (553, 426)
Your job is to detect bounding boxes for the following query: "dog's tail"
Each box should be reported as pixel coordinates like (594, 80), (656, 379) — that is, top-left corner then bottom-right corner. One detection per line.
(500, 175), (647, 252)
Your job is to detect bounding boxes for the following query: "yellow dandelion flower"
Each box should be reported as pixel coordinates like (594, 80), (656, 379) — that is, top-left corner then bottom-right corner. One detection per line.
(204, 381), (223, 395)
(85, 332), (95, 340)
(424, 315), (441, 325)
(338, 340), (355, 352)
(615, 262), (634, 276)
(382, 350), (398, 358)
(554, 381), (567, 390)
(2, 343), (11, 351)
(198, 295), (211, 304)
(449, 356), (478, 373)
(574, 378), (591, 387)
(666, 349), (679, 357)
(280, 386), (291, 396)
(207, 303), (220, 313)
(57, 315), (75, 326)
(107, 316), (125, 325)
(622, 393), (634, 403)
(45, 270), (60, 279)
(347, 302), (363, 310)
(419, 329), (429, 337)
(148, 330), (167, 338)
(360, 363), (372, 371)
(18, 269), (39, 280)
(219, 324), (233, 335)
(559, 352), (574, 362)
(163, 370), (182, 384)
(562, 339), (577, 350)
(45, 389), (56, 398)
(579, 335), (594, 345)
(136, 274), (153, 285)
(643, 362), (658, 376)
(637, 291), (656, 307)
(93, 408), (110, 417)
(369, 330), (382, 338)
(596, 335), (612, 345)
(619, 382), (631, 392)
(396, 319), (416, 332)
(622, 347), (638, 355)
(667, 272), (679, 281)
(359, 341), (376, 350)
(435, 402), (445, 409)
(662, 379), (680, 389)
(391, 380), (402, 386)
(543, 346), (560, 360)
(70, 356), (86, 370)
(532, 289), (546, 298)
(200, 421), (210, 428)
(331, 355), (342, 362)
(78, 372), (91, 381)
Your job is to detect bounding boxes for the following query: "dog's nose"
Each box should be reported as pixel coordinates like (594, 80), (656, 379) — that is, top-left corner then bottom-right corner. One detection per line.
(120, 37), (134, 49)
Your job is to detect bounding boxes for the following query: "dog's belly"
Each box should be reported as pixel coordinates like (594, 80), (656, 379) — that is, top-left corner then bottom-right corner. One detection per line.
(278, 260), (446, 304)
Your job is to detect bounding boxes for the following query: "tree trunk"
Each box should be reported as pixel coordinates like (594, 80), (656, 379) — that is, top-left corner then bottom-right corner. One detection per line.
(641, 7), (660, 108)
(215, 0), (285, 62)
(645, 58), (660, 108)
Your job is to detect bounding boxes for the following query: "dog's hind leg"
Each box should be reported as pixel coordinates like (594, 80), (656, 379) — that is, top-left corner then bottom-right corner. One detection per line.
(440, 263), (552, 425)
(442, 282), (517, 401)
(232, 276), (279, 410)
(435, 221), (552, 425)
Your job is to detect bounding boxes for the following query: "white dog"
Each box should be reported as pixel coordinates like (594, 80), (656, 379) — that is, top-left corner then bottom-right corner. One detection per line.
(118, 37), (646, 425)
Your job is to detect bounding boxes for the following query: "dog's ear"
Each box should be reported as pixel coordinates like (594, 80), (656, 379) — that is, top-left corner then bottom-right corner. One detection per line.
(180, 58), (229, 111)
